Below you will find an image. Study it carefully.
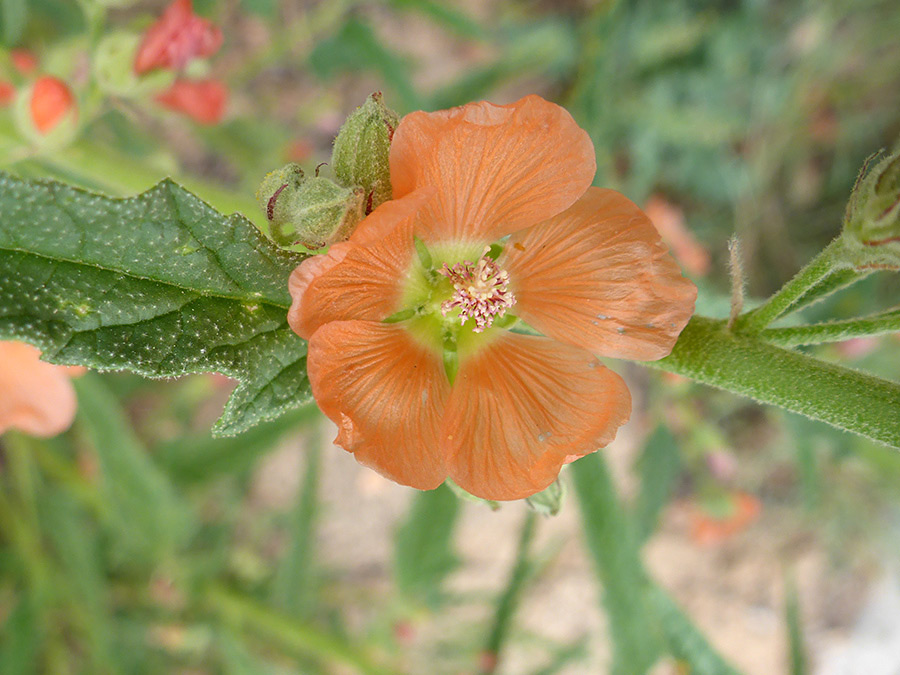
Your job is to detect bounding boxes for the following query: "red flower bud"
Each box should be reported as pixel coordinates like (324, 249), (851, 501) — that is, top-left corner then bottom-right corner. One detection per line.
(155, 78), (227, 125)
(0, 80), (15, 106)
(10, 48), (38, 75)
(134, 0), (223, 75)
(30, 76), (76, 134)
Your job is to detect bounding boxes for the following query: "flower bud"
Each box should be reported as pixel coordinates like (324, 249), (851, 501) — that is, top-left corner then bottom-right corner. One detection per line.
(331, 92), (399, 214)
(155, 78), (227, 125)
(256, 163), (366, 249)
(525, 479), (565, 516)
(0, 81), (15, 106)
(95, 32), (174, 97)
(14, 76), (78, 148)
(10, 48), (37, 75)
(843, 149), (900, 268)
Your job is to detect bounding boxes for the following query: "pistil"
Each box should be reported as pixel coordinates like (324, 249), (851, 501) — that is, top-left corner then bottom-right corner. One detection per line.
(438, 247), (516, 332)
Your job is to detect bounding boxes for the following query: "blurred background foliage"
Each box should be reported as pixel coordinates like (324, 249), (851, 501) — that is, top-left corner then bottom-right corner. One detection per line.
(1, 0), (900, 672)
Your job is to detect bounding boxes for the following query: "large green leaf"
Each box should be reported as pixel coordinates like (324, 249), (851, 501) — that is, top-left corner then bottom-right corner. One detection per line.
(0, 172), (309, 435)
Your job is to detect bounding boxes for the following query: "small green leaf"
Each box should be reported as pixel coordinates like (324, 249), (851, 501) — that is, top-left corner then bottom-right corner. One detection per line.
(74, 374), (191, 563)
(648, 585), (741, 675)
(156, 405), (317, 483)
(0, 172), (310, 435)
(634, 426), (682, 544)
(785, 577), (807, 675)
(0, 0), (27, 46)
(394, 484), (459, 607)
(271, 440), (322, 618)
(571, 454), (663, 673)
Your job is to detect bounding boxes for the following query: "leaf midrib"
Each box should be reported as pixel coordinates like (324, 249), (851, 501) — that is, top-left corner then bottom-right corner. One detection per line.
(0, 245), (292, 311)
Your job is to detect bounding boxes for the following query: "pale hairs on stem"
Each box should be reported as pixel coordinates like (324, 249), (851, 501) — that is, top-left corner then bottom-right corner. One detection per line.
(727, 235), (745, 331)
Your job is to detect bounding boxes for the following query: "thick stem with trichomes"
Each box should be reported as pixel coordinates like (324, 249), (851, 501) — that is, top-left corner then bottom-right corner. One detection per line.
(735, 238), (849, 333)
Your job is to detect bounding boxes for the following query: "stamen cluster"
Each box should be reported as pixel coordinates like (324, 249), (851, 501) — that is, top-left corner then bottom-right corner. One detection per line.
(438, 249), (516, 332)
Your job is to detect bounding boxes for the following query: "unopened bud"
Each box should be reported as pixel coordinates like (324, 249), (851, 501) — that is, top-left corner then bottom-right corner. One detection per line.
(14, 76), (78, 148)
(525, 479), (565, 516)
(331, 92), (399, 214)
(95, 32), (174, 97)
(256, 163), (365, 250)
(843, 150), (900, 268)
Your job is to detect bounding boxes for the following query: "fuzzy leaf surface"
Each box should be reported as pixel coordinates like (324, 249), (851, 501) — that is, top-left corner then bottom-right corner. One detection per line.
(0, 172), (308, 435)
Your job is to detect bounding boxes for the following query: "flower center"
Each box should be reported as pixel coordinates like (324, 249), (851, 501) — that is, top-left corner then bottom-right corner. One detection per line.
(437, 247), (516, 333)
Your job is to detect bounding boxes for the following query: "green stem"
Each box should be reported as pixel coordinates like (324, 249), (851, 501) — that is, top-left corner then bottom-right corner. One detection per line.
(735, 238), (847, 333)
(760, 307), (900, 347)
(481, 511), (537, 674)
(647, 316), (900, 449)
(205, 585), (392, 675)
(790, 267), (869, 314)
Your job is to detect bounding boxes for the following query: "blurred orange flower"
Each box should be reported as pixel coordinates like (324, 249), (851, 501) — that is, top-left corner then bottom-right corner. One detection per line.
(134, 0), (222, 75)
(155, 78), (227, 125)
(29, 76), (76, 135)
(0, 342), (84, 438)
(288, 96), (696, 500)
(644, 194), (710, 278)
(689, 492), (761, 545)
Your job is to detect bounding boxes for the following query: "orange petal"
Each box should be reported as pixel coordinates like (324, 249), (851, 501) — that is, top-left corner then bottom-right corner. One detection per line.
(287, 190), (431, 340)
(0, 341), (78, 438)
(307, 321), (449, 490)
(390, 95), (595, 244)
(503, 187), (697, 361)
(442, 333), (631, 501)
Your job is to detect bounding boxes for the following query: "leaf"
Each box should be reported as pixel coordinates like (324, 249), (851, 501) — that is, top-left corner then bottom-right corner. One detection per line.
(394, 483), (459, 607)
(0, 172), (309, 436)
(271, 440), (322, 618)
(483, 512), (537, 671)
(74, 374), (191, 563)
(0, 0), (27, 46)
(0, 595), (39, 675)
(156, 404), (317, 483)
(647, 585), (741, 675)
(570, 453), (663, 673)
(310, 18), (421, 111)
(785, 577), (807, 675)
(40, 492), (115, 672)
(649, 316), (900, 450)
(633, 425), (682, 544)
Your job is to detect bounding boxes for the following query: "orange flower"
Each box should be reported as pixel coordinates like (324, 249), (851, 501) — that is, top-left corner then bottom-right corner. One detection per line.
(0, 341), (84, 438)
(155, 78), (227, 125)
(689, 492), (761, 545)
(29, 76), (76, 135)
(288, 96), (697, 500)
(134, 0), (223, 75)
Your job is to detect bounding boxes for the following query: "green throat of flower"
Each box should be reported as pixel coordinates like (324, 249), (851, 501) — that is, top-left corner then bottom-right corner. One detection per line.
(385, 238), (519, 382)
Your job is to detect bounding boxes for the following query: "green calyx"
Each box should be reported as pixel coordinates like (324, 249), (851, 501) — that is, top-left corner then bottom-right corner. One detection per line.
(331, 92), (400, 213)
(842, 149), (900, 267)
(255, 163), (365, 250)
(384, 239), (516, 384)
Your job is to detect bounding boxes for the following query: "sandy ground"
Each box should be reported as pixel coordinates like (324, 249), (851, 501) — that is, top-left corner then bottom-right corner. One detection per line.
(248, 407), (880, 675)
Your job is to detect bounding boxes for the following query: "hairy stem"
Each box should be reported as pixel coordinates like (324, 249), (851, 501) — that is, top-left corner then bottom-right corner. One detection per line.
(760, 307), (900, 347)
(735, 238), (847, 333)
(645, 316), (900, 449)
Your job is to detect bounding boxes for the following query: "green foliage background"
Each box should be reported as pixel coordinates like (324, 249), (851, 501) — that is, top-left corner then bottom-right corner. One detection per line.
(1, 0), (899, 673)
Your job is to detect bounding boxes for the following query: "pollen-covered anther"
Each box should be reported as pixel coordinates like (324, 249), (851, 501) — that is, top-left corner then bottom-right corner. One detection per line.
(438, 248), (516, 332)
